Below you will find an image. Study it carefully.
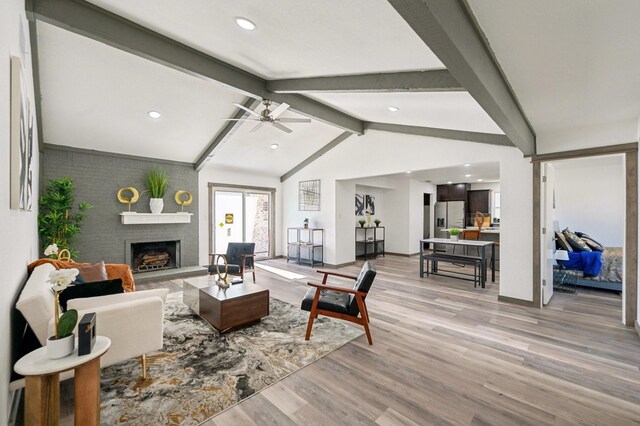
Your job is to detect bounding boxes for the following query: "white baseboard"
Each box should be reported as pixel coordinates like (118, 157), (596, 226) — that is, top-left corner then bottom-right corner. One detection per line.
(635, 320), (640, 340)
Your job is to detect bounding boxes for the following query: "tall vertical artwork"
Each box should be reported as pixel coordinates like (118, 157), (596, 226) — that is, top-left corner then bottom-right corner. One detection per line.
(10, 56), (34, 211)
(299, 179), (321, 211)
(355, 194), (364, 216)
(365, 195), (375, 215)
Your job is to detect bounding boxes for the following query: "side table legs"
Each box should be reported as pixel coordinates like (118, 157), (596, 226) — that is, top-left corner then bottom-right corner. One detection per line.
(25, 374), (60, 425)
(74, 357), (101, 426)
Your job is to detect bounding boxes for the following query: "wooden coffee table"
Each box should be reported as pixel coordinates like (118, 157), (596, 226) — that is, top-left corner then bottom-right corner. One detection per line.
(184, 276), (269, 332)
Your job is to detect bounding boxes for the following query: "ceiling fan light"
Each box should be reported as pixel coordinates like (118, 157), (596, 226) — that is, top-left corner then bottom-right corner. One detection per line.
(235, 17), (256, 31)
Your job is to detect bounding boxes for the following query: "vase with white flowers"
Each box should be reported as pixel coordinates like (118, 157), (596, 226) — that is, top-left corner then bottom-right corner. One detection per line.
(47, 268), (80, 359)
(44, 243), (59, 258)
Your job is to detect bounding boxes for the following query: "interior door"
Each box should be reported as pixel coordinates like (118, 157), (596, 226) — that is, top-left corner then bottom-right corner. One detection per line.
(542, 163), (556, 305)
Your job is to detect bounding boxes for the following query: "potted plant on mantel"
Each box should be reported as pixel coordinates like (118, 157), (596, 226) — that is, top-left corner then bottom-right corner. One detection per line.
(145, 168), (168, 214)
(449, 228), (461, 241)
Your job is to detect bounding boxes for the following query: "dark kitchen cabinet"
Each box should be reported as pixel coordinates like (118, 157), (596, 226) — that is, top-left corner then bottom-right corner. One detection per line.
(437, 183), (470, 202)
(467, 189), (492, 222)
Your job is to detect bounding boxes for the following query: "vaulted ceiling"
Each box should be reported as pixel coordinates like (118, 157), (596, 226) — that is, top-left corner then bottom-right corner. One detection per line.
(29, 0), (640, 178)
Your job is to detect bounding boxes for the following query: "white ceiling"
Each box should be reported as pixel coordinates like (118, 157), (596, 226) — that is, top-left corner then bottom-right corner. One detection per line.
(210, 107), (345, 176)
(87, 0), (444, 79)
(35, 1), (640, 178)
(469, 0), (640, 136)
(307, 92), (504, 134)
(37, 22), (243, 162)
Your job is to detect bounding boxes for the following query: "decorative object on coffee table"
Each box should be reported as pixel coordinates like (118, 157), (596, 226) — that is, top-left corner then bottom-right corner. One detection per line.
(117, 187), (140, 212)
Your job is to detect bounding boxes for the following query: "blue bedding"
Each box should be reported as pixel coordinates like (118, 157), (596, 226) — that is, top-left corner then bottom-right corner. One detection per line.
(562, 251), (603, 276)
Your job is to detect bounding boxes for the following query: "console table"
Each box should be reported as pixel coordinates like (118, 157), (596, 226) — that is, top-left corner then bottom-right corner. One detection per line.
(14, 336), (111, 426)
(287, 227), (324, 266)
(355, 226), (385, 259)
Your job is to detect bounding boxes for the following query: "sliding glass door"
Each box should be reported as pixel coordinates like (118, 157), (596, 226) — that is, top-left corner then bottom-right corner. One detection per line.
(210, 185), (274, 259)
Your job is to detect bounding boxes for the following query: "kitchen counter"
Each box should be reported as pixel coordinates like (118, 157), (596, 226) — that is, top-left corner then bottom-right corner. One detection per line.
(444, 227), (500, 234)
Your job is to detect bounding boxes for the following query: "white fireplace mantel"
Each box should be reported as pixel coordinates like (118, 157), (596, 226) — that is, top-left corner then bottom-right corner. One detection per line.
(120, 212), (193, 225)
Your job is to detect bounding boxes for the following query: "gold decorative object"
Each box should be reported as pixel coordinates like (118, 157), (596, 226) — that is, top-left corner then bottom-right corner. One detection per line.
(117, 187), (140, 212)
(214, 254), (230, 288)
(57, 249), (73, 262)
(175, 190), (193, 212)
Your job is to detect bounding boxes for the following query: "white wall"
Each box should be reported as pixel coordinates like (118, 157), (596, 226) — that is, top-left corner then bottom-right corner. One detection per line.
(552, 159), (624, 247)
(0, 1), (40, 421)
(197, 165), (283, 265)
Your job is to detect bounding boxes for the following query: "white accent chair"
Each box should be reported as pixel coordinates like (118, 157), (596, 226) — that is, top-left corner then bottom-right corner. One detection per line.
(14, 263), (168, 384)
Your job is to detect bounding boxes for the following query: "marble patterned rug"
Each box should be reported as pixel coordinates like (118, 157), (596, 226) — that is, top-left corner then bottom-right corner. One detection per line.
(99, 292), (363, 425)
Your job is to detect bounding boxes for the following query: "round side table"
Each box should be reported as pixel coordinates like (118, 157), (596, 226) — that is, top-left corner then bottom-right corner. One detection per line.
(14, 336), (111, 426)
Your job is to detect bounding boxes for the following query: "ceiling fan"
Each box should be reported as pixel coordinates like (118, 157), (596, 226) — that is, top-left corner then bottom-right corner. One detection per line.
(223, 99), (311, 133)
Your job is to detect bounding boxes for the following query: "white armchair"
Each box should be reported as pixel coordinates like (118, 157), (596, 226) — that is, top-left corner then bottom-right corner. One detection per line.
(15, 263), (168, 381)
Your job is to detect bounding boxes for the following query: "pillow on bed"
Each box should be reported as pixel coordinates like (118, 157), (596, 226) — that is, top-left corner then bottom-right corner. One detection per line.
(563, 228), (592, 252)
(576, 232), (604, 252)
(555, 231), (573, 252)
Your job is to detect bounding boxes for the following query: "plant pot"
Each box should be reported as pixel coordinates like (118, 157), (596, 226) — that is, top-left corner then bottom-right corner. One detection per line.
(304, 224), (309, 229)
(47, 334), (75, 359)
(450, 235), (459, 241)
(149, 198), (164, 214)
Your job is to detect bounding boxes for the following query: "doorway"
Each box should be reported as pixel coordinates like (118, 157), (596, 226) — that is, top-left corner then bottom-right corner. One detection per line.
(533, 143), (637, 326)
(208, 183), (275, 259)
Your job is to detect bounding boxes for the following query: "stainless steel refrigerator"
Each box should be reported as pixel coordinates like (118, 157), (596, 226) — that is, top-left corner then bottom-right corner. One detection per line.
(434, 201), (465, 252)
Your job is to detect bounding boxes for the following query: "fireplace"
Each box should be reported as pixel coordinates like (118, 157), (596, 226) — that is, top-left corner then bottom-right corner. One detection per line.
(129, 240), (181, 273)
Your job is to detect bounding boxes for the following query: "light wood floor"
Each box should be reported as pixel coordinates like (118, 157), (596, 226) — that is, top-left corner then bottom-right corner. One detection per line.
(138, 256), (640, 425)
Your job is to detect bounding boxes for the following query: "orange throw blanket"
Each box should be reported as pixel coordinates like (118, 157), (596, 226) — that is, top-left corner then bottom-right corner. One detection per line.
(27, 258), (136, 292)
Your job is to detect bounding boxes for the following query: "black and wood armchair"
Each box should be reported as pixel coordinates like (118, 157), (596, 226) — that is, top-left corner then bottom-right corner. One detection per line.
(301, 261), (376, 344)
(208, 242), (256, 282)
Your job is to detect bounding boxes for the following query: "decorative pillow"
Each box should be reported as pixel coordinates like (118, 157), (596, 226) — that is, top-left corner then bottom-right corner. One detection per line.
(576, 232), (605, 252)
(563, 228), (592, 252)
(555, 231), (573, 252)
(75, 261), (108, 282)
(58, 278), (124, 312)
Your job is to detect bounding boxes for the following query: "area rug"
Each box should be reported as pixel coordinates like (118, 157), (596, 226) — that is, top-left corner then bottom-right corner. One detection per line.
(99, 292), (363, 425)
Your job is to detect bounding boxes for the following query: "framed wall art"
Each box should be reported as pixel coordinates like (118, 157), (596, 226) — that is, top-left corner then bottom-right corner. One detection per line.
(299, 179), (321, 211)
(10, 56), (34, 211)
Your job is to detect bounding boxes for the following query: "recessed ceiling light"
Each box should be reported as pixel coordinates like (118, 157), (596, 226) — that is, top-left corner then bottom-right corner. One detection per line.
(406, 170), (412, 174)
(270, 144), (279, 150)
(148, 111), (161, 119)
(447, 181), (452, 184)
(465, 174), (471, 178)
(477, 178), (483, 182)
(235, 17), (256, 31)
(388, 106), (399, 112)
(464, 163), (471, 167)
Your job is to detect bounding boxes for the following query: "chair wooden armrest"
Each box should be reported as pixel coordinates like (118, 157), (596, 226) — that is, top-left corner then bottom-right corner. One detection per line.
(316, 269), (358, 281)
(307, 281), (366, 296)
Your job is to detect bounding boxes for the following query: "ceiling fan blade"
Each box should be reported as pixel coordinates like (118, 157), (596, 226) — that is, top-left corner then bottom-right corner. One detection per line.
(250, 122), (264, 133)
(221, 118), (259, 121)
(272, 122), (293, 133)
(277, 118), (312, 123)
(269, 102), (290, 119)
(233, 102), (261, 117)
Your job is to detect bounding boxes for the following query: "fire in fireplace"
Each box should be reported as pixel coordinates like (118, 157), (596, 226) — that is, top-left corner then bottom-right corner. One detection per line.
(130, 240), (180, 273)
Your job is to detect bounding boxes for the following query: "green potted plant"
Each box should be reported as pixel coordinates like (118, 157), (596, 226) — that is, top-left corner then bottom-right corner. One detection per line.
(145, 168), (168, 214)
(304, 218), (309, 229)
(47, 268), (80, 359)
(449, 228), (461, 241)
(38, 178), (92, 260)
(358, 219), (366, 228)
(374, 219), (381, 227)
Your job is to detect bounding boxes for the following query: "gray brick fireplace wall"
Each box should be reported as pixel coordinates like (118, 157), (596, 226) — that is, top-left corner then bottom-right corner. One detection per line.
(42, 145), (199, 267)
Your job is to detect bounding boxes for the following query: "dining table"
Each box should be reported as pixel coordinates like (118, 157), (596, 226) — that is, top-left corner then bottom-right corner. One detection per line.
(420, 238), (496, 287)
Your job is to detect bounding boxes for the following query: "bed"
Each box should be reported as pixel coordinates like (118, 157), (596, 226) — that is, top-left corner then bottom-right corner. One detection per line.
(555, 247), (623, 291)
